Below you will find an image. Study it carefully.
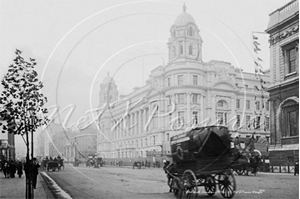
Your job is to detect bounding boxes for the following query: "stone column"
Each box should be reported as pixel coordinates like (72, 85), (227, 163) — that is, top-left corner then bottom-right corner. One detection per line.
(139, 110), (142, 134)
(200, 94), (204, 124)
(143, 109), (146, 133)
(212, 95), (216, 123)
(187, 93), (191, 125)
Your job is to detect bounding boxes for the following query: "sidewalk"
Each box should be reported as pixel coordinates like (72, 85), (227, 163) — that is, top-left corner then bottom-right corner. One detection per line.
(0, 173), (52, 199)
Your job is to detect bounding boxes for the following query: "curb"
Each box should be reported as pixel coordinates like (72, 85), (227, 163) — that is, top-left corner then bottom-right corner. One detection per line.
(40, 173), (56, 199)
(40, 172), (73, 199)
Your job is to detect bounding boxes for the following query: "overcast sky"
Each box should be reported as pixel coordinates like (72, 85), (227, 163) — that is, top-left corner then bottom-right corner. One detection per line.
(0, 0), (291, 149)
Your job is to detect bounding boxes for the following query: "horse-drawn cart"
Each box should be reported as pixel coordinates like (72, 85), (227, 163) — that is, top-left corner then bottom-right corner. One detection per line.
(47, 161), (60, 172)
(133, 161), (142, 169)
(165, 126), (236, 199)
(231, 150), (261, 176)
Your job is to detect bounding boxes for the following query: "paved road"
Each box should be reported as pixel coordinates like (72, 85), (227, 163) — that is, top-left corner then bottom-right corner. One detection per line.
(44, 164), (299, 199)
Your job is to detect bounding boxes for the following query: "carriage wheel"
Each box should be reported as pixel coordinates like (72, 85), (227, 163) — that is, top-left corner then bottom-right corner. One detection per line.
(235, 168), (244, 175)
(204, 175), (216, 196)
(183, 170), (198, 199)
(218, 172), (236, 198)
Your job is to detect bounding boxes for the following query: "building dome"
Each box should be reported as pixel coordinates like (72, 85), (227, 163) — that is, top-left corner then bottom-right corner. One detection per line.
(101, 72), (115, 85)
(173, 4), (196, 27)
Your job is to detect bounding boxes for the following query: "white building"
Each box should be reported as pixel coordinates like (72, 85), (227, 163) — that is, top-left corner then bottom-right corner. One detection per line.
(96, 5), (270, 160)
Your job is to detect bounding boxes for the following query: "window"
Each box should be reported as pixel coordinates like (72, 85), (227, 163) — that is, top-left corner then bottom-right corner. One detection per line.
(217, 112), (227, 125)
(236, 99), (240, 109)
(188, 27), (193, 36)
(254, 116), (261, 129)
(256, 101), (260, 110)
(145, 138), (147, 146)
(265, 101), (269, 111)
(218, 101), (224, 107)
(287, 110), (298, 137)
(246, 100), (250, 109)
(189, 45), (193, 55)
(283, 41), (298, 76)
(178, 94), (184, 104)
(168, 78), (171, 86)
(287, 47), (297, 74)
(166, 133), (170, 141)
(265, 117), (270, 131)
(246, 115), (251, 129)
(192, 111), (198, 125)
(178, 111), (184, 126)
(193, 75), (198, 85)
(153, 136), (156, 146)
(236, 115), (240, 128)
(178, 75), (183, 85)
(192, 94), (197, 104)
(180, 43), (183, 54)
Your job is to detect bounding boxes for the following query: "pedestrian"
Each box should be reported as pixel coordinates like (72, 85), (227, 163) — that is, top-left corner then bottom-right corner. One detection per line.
(32, 158), (40, 189)
(294, 160), (299, 176)
(16, 161), (23, 178)
(2, 160), (9, 178)
(9, 160), (16, 178)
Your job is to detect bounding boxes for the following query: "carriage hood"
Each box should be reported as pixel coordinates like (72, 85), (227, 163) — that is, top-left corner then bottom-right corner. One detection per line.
(170, 126), (231, 163)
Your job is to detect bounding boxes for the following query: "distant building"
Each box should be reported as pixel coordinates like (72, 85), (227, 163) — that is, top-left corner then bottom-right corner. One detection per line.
(266, 0), (299, 171)
(0, 119), (15, 160)
(36, 122), (62, 157)
(74, 127), (97, 162)
(49, 127), (78, 159)
(96, 5), (270, 160)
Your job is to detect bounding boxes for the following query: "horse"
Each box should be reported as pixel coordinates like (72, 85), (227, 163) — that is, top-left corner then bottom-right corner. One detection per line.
(245, 153), (261, 175)
(163, 161), (184, 198)
(163, 161), (176, 192)
(58, 159), (64, 170)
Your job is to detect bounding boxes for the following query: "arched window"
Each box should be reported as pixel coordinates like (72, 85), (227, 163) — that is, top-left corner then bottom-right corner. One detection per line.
(180, 45), (183, 54)
(189, 45), (193, 55)
(218, 101), (224, 107)
(188, 27), (193, 36)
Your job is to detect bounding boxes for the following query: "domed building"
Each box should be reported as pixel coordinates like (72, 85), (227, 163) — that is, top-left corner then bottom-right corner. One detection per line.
(97, 5), (270, 163)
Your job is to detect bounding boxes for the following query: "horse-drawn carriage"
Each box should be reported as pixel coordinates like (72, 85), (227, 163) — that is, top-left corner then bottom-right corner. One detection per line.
(132, 161), (142, 169)
(47, 161), (60, 172)
(231, 149), (261, 176)
(94, 157), (104, 168)
(164, 126), (236, 199)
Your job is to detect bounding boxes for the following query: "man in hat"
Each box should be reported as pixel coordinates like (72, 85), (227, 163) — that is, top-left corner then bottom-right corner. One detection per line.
(32, 158), (40, 189)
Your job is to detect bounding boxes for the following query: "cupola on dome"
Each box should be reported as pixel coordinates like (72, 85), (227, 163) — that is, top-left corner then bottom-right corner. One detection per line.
(173, 4), (196, 26)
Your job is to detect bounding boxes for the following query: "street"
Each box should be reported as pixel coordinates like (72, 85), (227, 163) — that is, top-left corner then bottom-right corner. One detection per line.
(43, 164), (299, 199)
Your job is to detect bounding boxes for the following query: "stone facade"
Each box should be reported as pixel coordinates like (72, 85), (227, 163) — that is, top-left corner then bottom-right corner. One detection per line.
(266, 0), (299, 168)
(97, 6), (270, 160)
(74, 132), (97, 162)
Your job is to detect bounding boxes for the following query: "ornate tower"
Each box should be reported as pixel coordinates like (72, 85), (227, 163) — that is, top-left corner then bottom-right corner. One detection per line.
(99, 72), (118, 107)
(168, 4), (203, 63)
